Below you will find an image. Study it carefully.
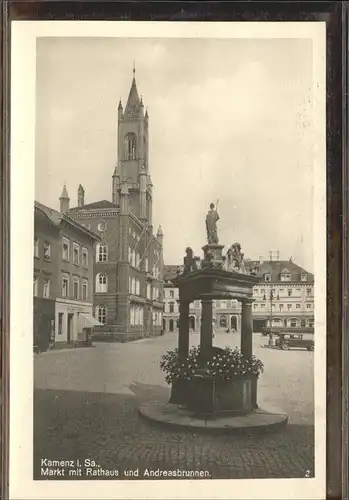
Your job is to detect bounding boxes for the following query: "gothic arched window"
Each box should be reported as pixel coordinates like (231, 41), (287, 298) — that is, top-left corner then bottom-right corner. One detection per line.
(125, 133), (137, 160)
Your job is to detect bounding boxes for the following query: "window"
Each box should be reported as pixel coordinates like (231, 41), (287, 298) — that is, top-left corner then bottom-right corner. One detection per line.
(220, 301), (227, 309)
(132, 251), (136, 268)
(131, 277), (136, 295)
(170, 290), (174, 298)
(128, 246), (132, 263)
(145, 257), (149, 272)
(125, 133), (137, 160)
(301, 273), (308, 282)
(96, 305), (107, 325)
(306, 303), (312, 309)
(260, 289), (265, 295)
(62, 275), (69, 297)
(43, 279), (50, 298)
(58, 313), (64, 335)
(97, 244), (107, 262)
(34, 238), (39, 257)
(253, 303), (258, 309)
(306, 288), (312, 296)
(96, 273), (108, 293)
(260, 304), (266, 309)
(73, 243), (80, 265)
(279, 304), (284, 310)
(296, 304), (301, 309)
(264, 273), (271, 282)
(147, 283), (151, 300)
(73, 278), (79, 300)
(288, 289), (292, 297)
(82, 280), (88, 301)
(82, 248), (88, 268)
(169, 302), (175, 313)
(287, 304), (292, 310)
(136, 253), (140, 268)
(307, 318), (314, 328)
(43, 241), (51, 260)
(62, 238), (69, 261)
(290, 318), (298, 328)
(281, 273), (291, 282)
(33, 276), (38, 296)
(300, 320), (306, 328)
(136, 280), (140, 296)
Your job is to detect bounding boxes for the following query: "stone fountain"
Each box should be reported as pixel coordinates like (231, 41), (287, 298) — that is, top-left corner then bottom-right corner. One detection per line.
(139, 202), (288, 433)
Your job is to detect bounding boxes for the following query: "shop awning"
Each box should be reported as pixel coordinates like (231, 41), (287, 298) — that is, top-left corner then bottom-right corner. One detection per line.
(77, 313), (103, 329)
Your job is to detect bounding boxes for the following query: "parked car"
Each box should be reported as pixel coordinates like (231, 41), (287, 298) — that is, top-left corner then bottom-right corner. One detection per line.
(275, 332), (314, 351)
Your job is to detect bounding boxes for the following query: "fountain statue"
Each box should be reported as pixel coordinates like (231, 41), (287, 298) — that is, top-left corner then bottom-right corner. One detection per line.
(205, 202), (219, 244)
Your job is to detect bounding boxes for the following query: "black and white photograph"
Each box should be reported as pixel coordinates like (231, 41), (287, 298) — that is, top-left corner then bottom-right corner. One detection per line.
(10, 21), (326, 500)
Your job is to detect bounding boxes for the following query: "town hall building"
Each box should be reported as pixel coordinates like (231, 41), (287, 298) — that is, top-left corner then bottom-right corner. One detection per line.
(65, 68), (164, 341)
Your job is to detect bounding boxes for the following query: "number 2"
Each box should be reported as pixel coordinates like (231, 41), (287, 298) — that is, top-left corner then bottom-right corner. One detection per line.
(305, 470), (311, 478)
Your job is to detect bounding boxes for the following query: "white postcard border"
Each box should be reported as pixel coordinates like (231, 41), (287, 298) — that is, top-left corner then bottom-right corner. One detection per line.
(10, 20), (326, 500)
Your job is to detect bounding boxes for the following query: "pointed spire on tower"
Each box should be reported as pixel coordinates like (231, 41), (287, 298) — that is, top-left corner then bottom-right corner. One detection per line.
(118, 98), (123, 110)
(125, 64), (141, 113)
(60, 184), (69, 199)
(113, 163), (120, 176)
(59, 184), (70, 213)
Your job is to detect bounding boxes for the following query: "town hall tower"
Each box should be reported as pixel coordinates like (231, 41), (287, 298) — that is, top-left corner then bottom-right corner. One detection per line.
(113, 66), (153, 228)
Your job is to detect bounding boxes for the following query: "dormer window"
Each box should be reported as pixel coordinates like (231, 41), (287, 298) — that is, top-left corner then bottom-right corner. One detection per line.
(264, 273), (271, 282)
(280, 268), (291, 282)
(301, 273), (308, 282)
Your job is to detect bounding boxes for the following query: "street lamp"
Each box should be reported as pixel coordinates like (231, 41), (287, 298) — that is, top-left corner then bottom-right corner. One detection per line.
(263, 289), (279, 335)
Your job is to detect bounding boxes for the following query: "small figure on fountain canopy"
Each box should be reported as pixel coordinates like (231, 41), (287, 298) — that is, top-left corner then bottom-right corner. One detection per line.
(183, 247), (197, 275)
(226, 242), (245, 273)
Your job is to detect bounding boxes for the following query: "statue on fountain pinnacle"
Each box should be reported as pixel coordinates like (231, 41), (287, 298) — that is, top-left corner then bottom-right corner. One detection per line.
(205, 202), (219, 244)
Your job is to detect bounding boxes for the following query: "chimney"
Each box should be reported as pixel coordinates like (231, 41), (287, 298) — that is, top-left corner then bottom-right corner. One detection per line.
(78, 184), (85, 207)
(259, 255), (264, 265)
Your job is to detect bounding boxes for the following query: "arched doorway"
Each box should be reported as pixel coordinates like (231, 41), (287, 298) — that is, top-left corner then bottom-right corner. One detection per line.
(231, 316), (237, 330)
(219, 315), (227, 329)
(162, 318), (166, 332)
(169, 319), (174, 332)
(189, 316), (196, 330)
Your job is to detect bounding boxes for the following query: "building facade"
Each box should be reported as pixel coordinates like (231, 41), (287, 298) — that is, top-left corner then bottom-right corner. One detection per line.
(163, 257), (314, 333)
(67, 69), (164, 341)
(34, 201), (100, 350)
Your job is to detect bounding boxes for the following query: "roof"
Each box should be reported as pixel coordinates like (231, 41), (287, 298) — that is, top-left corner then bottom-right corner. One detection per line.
(60, 185), (69, 199)
(125, 75), (141, 113)
(35, 201), (62, 225)
(68, 200), (119, 212)
(35, 201), (100, 241)
(248, 260), (314, 283)
(164, 260), (314, 284)
(164, 265), (182, 281)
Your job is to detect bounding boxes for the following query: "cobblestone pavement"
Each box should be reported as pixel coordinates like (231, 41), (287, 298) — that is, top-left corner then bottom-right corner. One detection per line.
(34, 332), (314, 480)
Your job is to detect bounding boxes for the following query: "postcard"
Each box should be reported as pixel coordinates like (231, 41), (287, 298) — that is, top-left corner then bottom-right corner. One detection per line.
(10, 20), (326, 500)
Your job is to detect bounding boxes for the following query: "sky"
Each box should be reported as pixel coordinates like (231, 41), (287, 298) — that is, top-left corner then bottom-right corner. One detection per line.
(35, 37), (315, 271)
